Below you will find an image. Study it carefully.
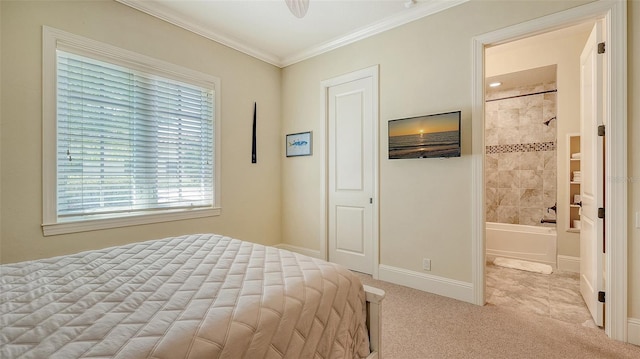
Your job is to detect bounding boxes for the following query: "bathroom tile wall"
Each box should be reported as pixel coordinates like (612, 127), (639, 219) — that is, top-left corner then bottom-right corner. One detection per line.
(485, 83), (557, 226)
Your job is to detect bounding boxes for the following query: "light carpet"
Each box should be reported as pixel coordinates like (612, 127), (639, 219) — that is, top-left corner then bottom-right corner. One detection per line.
(356, 273), (640, 359)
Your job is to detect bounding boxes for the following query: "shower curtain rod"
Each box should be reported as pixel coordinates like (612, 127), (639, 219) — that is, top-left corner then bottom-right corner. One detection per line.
(485, 89), (557, 102)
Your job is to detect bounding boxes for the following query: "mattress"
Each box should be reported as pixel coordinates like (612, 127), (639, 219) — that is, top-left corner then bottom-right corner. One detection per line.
(0, 233), (370, 358)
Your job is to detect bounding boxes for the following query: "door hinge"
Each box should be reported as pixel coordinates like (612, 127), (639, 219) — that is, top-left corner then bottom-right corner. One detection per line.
(598, 291), (606, 303)
(369, 198), (373, 204)
(598, 125), (605, 137)
(598, 207), (605, 219)
(598, 42), (606, 54)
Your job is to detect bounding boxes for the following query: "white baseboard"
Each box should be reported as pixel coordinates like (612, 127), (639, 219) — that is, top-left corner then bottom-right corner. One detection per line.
(628, 318), (640, 346)
(274, 249), (475, 305)
(557, 255), (580, 273)
(378, 264), (474, 304)
(273, 244), (322, 259)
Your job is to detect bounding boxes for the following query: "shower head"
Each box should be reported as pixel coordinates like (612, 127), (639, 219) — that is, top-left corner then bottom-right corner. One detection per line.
(543, 116), (556, 126)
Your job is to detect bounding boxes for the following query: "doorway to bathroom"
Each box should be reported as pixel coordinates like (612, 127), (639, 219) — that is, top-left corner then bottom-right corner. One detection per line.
(483, 22), (597, 328)
(472, 0), (628, 341)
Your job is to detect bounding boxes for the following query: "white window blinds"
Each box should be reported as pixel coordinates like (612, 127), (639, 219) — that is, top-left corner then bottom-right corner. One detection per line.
(56, 51), (215, 219)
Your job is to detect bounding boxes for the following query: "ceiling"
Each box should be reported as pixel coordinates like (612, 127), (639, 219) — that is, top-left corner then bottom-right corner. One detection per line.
(484, 21), (594, 94)
(486, 66), (557, 96)
(117, 0), (468, 67)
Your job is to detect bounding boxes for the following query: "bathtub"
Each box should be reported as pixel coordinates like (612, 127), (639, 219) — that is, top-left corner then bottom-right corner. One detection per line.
(485, 222), (557, 269)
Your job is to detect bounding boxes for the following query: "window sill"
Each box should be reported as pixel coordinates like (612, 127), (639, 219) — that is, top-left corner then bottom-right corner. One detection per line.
(42, 207), (221, 236)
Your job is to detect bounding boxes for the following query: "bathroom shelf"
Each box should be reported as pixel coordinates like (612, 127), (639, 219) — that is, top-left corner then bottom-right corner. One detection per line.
(567, 134), (581, 232)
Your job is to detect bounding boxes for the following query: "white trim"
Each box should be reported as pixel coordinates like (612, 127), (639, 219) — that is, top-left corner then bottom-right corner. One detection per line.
(320, 65), (380, 279)
(378, 264), (474, 304)
(318, 80), (328, 262)
(628, 318), (640, 346)
(272, 244), (322, 259)
(44, 27), (218, 89)
(470, 33), (486, 306)
(557, 255), (580, 273)
(283, 0), (469, 67)
(116, 0), (468, 68)
(471, 0), (627, 342)
(42, 26), (222, 236)
(603, 0), (628, 342)
(116, 0), (282, 67)
(42, 208), (221, 236)
(42, 27), (57, 226)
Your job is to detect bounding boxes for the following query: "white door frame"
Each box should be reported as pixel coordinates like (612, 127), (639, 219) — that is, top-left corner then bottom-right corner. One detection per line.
(471, 1), (627, 341)
(319, 65), (380, 279)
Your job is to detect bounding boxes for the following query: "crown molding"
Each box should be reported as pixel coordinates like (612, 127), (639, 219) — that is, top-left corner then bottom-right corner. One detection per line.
(117, 0), (469, 68)
(280, 0), (468, 66)
(116, 0), (282, 66)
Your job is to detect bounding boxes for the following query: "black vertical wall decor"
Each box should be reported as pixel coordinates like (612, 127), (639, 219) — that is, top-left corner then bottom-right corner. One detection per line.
(252, 102), (257, 163)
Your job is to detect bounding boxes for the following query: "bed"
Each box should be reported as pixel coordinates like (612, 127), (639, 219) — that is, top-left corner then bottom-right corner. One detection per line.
(0, 233), (384, 359)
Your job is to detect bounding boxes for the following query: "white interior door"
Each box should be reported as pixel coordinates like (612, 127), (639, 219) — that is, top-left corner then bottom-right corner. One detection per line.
(579, 21), (605, 327)
(327, 74), (376, 274)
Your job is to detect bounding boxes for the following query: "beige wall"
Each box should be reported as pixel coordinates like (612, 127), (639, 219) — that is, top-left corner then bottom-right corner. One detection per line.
(281, 0), (639, 321)
(282, 0), (592, 282)
(0, 0), (282, 263)
(485, 25), (592, 258)
(628, 0), (640, 322)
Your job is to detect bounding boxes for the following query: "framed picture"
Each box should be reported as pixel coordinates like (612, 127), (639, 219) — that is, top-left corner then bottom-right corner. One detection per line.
(286, 131), (312, 157)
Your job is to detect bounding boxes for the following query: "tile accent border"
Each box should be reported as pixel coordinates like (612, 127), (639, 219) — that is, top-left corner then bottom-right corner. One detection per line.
(485, 141), (556, 154)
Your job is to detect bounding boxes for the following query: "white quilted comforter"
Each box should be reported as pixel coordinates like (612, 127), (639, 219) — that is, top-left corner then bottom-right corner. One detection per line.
(0, 234), (370, 359)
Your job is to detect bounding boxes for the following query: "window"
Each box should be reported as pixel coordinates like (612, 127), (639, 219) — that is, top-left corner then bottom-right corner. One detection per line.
(43, 27), (221, 236)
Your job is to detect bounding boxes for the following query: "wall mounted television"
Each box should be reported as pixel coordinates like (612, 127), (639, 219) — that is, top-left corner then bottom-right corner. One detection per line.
(388, 111), (461, 159)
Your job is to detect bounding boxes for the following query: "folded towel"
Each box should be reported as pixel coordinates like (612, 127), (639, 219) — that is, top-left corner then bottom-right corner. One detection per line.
(573, 171), (582, 182)
(571, 153), (581, 159)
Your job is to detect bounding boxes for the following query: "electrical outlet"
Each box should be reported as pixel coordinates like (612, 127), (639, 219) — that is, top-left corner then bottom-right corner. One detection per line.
(422, 258), (431, 271)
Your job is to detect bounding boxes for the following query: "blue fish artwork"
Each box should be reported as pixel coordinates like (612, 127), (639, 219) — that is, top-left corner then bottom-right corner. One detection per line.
(286, 132), (312, 157)
(288, 140), (308, 147)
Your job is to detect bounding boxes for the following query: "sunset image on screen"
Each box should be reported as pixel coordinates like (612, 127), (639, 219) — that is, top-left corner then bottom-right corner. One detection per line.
(388, 111), (460, 159)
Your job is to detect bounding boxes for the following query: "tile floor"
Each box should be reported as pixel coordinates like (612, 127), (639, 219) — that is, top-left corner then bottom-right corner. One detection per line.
(486, 259), (598, 329)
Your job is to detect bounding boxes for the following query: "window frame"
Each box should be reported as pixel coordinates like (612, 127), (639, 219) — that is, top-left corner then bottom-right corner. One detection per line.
(42, 26), (221, 236)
